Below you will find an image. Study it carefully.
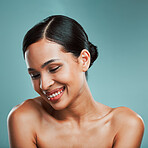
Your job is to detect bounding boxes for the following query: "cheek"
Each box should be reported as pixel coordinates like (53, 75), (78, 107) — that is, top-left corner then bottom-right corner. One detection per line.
(31, 80), (41, 94)
(57, 64), (83, 89)
(55, 65), (79, 84)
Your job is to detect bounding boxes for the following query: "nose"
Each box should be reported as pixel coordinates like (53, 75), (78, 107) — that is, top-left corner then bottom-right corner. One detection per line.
(39, 74), (54, 91)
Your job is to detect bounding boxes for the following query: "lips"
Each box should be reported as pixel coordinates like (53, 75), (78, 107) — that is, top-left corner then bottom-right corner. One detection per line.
(45, 86), (65, 102)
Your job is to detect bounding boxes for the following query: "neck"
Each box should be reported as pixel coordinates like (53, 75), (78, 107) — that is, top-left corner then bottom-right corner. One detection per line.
(53, 82), (100, 124)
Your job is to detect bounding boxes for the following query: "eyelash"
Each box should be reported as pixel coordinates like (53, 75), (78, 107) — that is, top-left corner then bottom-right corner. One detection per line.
(30, 66), (61, 80)
(30, 73), (40, 80)
(49, 66), (60, 73)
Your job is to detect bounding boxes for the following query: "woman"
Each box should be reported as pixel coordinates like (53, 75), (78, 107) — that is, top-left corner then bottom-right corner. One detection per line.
(7, 15), (144, 148)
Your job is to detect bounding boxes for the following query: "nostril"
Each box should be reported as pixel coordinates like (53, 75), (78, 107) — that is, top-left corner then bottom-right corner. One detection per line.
(39, 75), (54, 91)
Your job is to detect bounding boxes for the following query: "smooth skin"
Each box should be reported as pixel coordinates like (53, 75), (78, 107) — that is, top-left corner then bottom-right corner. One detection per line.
(7, 39), (144, 148)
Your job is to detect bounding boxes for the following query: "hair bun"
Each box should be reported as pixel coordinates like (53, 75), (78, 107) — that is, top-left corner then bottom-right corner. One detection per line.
(88, 41), (98, 68)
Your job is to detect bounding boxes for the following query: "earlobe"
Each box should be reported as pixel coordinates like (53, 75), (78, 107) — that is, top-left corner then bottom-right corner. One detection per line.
(79, 49), (90, 72)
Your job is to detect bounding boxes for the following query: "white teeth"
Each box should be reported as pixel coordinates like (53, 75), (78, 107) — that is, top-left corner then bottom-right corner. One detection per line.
(47, 88), (64, 100)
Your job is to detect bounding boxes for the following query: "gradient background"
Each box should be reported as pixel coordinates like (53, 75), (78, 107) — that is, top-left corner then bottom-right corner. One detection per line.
(0, 0), (148, 147)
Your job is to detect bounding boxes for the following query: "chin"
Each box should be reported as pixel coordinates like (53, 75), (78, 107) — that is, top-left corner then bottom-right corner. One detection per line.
(50, 100), (69, 111)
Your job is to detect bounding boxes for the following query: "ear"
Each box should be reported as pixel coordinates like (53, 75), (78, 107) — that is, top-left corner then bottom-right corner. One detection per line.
(78, 49), (90, 72)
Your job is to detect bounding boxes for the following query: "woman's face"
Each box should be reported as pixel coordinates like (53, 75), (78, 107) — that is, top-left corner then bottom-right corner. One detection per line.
(25, 39), (87, 110)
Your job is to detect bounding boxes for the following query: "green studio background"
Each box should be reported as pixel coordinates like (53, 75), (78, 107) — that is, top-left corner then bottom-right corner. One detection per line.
(0, 0), (148, 147)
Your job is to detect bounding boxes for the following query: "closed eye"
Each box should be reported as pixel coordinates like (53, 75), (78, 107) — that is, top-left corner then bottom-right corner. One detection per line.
(29, 65), (61, 79)
(49, 66), (60, 73)
(30, 73), (40, 80)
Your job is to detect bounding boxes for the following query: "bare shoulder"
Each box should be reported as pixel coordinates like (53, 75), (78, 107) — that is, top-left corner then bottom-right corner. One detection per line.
(7, 97), (44, 147)
(111, 106), (144, 148)
(7, 97), (42, 128)
(8, 97), (42, 115)
(112, 106), (144, 128)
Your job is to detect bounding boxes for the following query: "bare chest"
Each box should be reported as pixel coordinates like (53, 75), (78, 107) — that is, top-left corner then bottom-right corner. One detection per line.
(36, 121), (114, 148)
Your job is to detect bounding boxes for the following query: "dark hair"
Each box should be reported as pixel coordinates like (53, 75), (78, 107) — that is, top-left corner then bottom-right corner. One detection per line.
(23, 15), (98, 77)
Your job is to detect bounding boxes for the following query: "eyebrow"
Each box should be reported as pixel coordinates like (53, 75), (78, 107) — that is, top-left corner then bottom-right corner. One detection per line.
(28, 59), (60, 72)
(28, 68), (35, 72)
(41, 59), (60, 68)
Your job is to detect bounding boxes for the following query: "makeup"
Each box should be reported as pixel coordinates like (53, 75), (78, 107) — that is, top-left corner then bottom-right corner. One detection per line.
(46, 86), (65, 102)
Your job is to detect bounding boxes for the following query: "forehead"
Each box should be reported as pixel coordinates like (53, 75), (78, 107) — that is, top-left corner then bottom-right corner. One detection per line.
(25, 39), (74, 68)
(25, 39), (64, 58)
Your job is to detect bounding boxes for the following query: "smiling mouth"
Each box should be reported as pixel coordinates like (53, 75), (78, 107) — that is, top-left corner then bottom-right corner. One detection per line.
(46, 86), (65, 101)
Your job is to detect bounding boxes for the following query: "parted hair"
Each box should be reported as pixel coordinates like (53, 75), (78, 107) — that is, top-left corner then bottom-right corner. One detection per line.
(23, 15), (98, 77)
